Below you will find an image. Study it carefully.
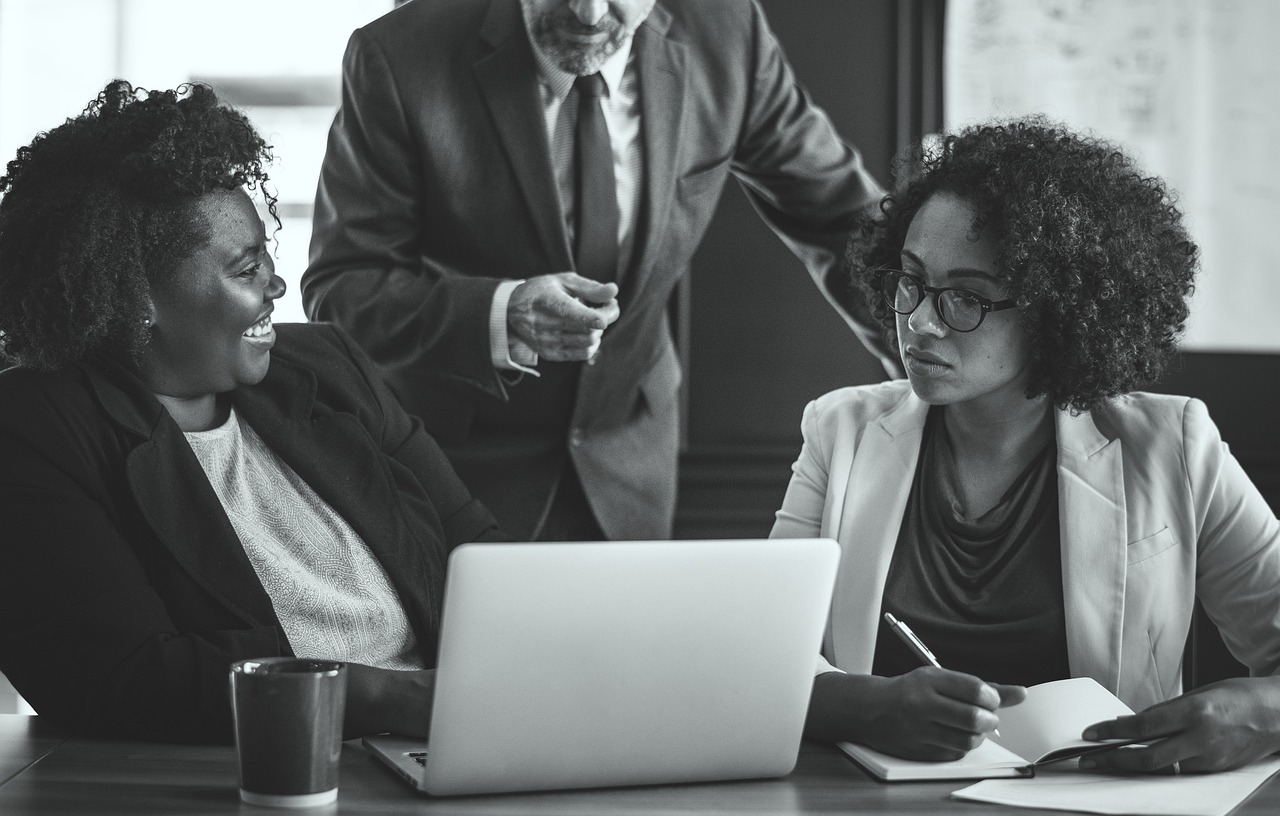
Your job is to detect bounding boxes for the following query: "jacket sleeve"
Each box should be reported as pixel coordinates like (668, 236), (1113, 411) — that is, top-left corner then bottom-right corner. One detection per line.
(1184, 399), (1280, 677)
(0, 423), (284, 743)
(730, 1), (899, 377)
(771, 399), (830, 541)
(771, 399), (843, 677)
(301, 28), (509, 401)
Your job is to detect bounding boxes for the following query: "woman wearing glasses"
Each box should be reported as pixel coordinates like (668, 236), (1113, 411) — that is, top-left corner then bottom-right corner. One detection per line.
(775, 117), (1280, 772)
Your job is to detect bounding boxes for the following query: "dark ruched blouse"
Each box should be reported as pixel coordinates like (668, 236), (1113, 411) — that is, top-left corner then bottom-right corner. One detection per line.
(872, 408), (1071, 686)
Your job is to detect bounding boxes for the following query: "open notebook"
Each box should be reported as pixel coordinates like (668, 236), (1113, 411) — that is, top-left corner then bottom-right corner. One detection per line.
(838, 677), (1137, 781)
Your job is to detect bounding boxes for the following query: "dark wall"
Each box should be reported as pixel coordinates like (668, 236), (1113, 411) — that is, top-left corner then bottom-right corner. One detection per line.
(687, 0), (896, 447)
(676, 0), (899, 538)
(1148, 352), (1280, 508)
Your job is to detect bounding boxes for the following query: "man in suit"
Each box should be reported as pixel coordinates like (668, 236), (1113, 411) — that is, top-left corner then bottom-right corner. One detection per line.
(302, 0), (894, 541)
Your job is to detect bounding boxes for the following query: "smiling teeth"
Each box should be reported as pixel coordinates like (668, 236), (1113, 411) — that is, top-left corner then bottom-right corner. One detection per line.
(244, 316), (272, 338)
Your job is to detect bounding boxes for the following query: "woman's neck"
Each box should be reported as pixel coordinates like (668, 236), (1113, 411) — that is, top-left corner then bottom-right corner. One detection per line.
(154, 392), (228, 432)
(938, 394), (1054, 520)
(942, 393), (1054, 465)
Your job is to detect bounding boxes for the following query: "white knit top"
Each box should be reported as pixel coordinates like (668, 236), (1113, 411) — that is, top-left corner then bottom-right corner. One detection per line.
(183, 407), (424, 670)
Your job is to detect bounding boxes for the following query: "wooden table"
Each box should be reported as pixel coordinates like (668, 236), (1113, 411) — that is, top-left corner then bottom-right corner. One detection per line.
(0, 716), (66, 788)
(2, 715), (1278, 815)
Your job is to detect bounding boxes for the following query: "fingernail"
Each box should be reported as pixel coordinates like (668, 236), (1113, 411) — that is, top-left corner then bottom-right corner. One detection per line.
(1082, 728), (1097, 740)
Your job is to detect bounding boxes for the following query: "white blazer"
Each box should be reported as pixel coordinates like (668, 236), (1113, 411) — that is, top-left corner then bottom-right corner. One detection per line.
(772, 380), (1280, 712)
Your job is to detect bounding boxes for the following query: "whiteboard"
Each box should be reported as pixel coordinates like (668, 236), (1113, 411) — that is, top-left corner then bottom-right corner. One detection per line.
(944, 0), (1280, 352)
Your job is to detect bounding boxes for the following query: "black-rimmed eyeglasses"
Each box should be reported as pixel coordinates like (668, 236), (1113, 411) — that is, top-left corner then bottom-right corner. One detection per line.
(878, 268), (1017, 333)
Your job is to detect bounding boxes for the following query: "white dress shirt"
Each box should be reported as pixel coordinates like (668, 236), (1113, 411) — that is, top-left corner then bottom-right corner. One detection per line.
(488, 30), (645, 373)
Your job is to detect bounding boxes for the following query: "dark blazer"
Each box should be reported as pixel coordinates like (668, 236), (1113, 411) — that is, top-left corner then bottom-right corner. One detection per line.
(0, 324), (500, 743)
(302, 0), (888, 540)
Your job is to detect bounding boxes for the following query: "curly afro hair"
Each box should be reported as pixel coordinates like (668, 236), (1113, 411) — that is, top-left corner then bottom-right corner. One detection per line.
(0, 79), (276, 370)
(847, 116), (1198, 413)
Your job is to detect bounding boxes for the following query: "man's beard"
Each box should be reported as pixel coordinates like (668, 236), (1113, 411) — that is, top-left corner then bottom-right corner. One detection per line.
(530, 4), (627, 75)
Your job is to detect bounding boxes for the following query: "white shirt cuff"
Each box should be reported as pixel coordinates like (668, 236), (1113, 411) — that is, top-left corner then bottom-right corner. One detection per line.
(489, 280), (540, 375)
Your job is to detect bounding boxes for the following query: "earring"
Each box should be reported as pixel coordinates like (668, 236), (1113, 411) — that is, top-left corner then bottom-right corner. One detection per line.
(142, 317), (153, 328)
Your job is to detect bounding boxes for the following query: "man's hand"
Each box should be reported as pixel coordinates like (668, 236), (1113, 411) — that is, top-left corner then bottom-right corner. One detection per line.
(508, 273), (620, 362)
(1080, 677), (1280, 774)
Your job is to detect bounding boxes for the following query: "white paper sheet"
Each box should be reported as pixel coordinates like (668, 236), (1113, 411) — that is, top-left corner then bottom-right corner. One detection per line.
(952, 757), (1280, 816)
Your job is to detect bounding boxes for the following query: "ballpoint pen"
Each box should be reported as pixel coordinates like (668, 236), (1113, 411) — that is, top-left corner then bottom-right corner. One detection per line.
(883, 612), (942, 669)
(883, 612), (1000, 736)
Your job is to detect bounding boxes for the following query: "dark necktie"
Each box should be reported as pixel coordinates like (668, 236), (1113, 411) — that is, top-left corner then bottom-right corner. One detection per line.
(573, 73), (619, 282)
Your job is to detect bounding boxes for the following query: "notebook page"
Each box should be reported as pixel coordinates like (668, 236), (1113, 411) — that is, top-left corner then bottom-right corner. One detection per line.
(993, 677), (1134, 764)
(952, 758), (1280, 816)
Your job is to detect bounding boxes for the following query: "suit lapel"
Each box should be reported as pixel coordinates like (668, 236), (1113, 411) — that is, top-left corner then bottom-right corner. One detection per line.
(1056, 408), (1127, 693)
(233, 356), (446, 656)
(830, 392), (929, 671)
(126, 426), (279, 629)
(82, 360), (278, 628)
(475, 0), (573, 269)
(628, 5), (685, 296)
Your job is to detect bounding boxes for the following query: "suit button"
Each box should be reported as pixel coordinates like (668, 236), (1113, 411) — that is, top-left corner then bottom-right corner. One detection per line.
(570, 428), (584, 447)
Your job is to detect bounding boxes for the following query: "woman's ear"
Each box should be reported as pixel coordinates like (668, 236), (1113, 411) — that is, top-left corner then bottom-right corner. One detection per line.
(143, 299), (157, 329)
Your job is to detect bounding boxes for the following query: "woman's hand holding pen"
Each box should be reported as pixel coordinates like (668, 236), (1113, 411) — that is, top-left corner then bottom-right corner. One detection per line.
(805, 614), (1025, 760)
(1079, 676), (1280, 774)
(869, 668), (1025, 761)
(805, 669), (1026, 761)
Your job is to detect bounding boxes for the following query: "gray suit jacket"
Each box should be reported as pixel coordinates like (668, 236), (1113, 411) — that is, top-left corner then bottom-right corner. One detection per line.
(303, 0), (887, 539)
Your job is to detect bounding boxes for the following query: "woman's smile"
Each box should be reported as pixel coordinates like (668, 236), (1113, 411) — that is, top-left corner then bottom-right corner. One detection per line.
(243, 312), (276, 345)
(140, 188), (286, 409)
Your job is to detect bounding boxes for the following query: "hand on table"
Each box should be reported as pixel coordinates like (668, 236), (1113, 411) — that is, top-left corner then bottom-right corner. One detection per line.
(508, 273), (620, 362)
(342, 663), (436, 739)
(1081, 677), (1280, 774)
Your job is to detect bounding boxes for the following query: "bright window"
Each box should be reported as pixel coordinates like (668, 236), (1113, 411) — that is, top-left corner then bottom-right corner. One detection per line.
(0, 0), (394, 324)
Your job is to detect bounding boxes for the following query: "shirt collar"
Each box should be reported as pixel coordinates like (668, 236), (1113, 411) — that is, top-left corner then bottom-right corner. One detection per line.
(525, 26), (634, 102)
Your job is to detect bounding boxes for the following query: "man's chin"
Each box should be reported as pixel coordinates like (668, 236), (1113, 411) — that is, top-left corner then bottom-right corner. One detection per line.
(536, 25), (624, 75)
(547, 43), (614, 76)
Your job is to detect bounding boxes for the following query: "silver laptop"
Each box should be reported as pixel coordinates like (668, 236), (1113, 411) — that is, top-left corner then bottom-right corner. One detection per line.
(364, 537), (839, 796)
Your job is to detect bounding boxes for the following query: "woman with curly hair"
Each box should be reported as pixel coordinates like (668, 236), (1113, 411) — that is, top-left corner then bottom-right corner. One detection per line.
(774, 117), (1280, 772)
(0, 80), (504, 742)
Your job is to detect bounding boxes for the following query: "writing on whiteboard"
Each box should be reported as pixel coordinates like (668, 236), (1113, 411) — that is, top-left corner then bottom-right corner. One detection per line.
(945, 0), (1280, 352)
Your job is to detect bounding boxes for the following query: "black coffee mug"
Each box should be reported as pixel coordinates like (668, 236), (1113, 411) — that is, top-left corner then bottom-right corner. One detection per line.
(230, 658), (347, 808)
